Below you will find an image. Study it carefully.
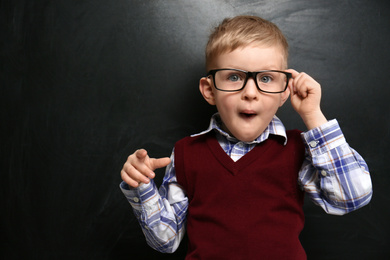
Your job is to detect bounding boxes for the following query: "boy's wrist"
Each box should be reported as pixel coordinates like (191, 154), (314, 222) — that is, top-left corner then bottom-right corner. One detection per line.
(301, 110), (328, 130)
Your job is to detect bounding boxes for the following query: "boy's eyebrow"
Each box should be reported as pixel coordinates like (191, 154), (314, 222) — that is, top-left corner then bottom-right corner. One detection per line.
(222, 63), (284, 71)
(220, 66), (283, 71)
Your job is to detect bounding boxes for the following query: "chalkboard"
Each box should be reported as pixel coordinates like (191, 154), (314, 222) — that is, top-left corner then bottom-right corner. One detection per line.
(2, 0), (389, 259)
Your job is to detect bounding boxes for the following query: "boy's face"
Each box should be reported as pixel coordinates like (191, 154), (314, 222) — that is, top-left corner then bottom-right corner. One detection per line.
(200, 45), (290, 142)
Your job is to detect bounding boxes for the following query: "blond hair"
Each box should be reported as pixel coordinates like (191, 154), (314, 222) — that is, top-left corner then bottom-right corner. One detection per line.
(205, 15), (288, 69)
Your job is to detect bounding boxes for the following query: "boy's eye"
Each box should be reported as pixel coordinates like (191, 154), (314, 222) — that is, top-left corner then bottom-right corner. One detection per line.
(227, 74), (242, 82)
(259, 75), (272, 83)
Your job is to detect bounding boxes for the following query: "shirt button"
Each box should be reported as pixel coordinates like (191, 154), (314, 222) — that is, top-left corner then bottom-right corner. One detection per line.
(133, 197), (139, 203)
(320, 170), (327, 177)
(309, 140), (319, 148)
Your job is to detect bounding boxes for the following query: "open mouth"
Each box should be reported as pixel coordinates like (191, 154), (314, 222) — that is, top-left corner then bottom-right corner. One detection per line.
(240, 111), (257, 118)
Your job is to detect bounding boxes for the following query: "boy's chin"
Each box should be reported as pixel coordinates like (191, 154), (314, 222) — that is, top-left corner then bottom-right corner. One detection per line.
(222, 122), (265, 142)
(232, 126), (268, 142)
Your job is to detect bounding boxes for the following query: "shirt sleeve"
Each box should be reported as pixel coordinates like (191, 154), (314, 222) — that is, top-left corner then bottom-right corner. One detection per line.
(298, 119), (372, 215)
(119, 150), (188, 253)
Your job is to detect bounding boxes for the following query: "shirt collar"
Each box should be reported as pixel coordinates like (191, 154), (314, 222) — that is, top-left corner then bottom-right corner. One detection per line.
(191, 113), (288, 145)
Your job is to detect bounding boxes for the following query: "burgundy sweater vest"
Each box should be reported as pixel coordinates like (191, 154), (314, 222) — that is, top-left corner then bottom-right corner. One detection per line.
(174, 130), (306, 260)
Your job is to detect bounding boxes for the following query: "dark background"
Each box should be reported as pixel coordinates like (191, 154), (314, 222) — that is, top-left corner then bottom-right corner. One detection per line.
(1, 0), (389, 259)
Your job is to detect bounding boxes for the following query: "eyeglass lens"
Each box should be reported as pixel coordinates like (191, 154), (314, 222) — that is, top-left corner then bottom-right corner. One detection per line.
(214, 70), (288, 92)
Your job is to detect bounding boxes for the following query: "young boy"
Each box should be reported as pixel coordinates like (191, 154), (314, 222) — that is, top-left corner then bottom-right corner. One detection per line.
(120, 15), (372, 259)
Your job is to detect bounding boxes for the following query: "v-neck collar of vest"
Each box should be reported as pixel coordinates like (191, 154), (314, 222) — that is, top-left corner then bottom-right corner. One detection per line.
(206, 133), (280, 176)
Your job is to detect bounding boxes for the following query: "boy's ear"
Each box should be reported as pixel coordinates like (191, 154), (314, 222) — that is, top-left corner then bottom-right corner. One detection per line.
(199, 76), (216, 105)
(279, 84), (290, 107)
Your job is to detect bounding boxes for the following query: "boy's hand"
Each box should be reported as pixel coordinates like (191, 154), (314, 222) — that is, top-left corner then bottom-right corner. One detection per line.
(286, 69), (328, 129)
(121, 149), (171, 188)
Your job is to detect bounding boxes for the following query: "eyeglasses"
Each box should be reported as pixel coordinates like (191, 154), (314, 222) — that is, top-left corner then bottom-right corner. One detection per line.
(207, 69), (292, 93)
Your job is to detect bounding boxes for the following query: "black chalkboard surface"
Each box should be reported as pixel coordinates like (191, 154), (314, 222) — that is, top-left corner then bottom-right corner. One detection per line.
(2, 0), (389, 259)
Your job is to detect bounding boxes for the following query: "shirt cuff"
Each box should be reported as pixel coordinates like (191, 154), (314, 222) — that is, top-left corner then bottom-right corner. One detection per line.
(301, 119), (346, 157)
(119, 181), (153, 209)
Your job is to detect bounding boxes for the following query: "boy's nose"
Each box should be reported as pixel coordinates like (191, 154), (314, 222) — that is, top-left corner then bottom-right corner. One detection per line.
(241, 78), (259, 100)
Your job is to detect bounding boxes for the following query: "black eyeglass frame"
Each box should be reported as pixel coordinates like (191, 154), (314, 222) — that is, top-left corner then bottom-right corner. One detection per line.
(207, 68), (292, 94)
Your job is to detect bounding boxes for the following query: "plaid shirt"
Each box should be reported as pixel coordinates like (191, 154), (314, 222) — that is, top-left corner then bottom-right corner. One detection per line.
(120, 113), (372, 253)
